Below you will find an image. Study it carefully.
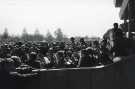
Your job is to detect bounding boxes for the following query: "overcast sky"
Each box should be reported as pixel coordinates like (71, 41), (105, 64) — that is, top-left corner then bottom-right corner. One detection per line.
(0, 0), (121, 37)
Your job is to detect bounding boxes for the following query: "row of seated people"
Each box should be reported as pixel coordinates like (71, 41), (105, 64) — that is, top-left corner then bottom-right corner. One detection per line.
(0, 39), (113, 74)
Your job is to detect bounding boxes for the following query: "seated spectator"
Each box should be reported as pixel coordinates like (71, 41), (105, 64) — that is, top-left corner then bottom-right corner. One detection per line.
(3, 58), (16, 72)
(26, 52), (41, 69)
(64, 50), (74, 67)
(77, 49), (95, 67)
(55, 50), (65, 68)
(11, 56), (21, 68)
(45, 48), (56, 68)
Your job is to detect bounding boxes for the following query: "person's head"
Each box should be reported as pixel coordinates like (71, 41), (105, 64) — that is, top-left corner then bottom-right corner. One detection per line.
(48, 47), (54, 55)
(11, 56), (21, 67)
(80, 38), (84, 43)
(113, 23), (118, 29)
(70, 37), (75, 42)
(30, 52), (37, 60)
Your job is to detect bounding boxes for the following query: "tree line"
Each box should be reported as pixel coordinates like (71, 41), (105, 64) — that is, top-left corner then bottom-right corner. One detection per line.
(0, 27), (100, 42)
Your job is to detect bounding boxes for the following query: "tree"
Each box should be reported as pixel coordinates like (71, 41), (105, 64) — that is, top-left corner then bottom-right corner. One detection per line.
(21, 28), (33, 41)
(84, 35), (89, 41)
(34, 28), (40, 35)
(21, 28), (29, 41)
(34, 28), (44, 41)
(54, 28), (64, 41)
(22, 28), (28, 36)
(63, 35), (69, 42)
(45, 30), (54, 43)
(2, 27), (9, 40)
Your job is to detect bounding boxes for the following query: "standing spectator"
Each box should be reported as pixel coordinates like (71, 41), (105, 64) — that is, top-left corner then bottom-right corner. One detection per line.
(103, 23), (125, 58)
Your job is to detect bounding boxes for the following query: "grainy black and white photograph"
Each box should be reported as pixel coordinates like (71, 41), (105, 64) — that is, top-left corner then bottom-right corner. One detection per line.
(0, 0), (134, 89)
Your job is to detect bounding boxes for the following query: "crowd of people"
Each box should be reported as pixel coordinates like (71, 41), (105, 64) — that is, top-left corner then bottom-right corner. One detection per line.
(0, 22), (133, 74)
(0, 37), (113, 73)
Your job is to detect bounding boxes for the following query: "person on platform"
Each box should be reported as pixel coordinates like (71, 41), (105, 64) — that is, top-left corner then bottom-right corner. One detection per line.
(103, 23), (125, 59)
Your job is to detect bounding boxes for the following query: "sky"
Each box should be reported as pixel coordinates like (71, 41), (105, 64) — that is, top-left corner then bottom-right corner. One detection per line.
(0, 0), (122, 37)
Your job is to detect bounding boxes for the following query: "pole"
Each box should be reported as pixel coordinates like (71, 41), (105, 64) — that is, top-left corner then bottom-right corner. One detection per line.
(128, 0), (132, 39)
